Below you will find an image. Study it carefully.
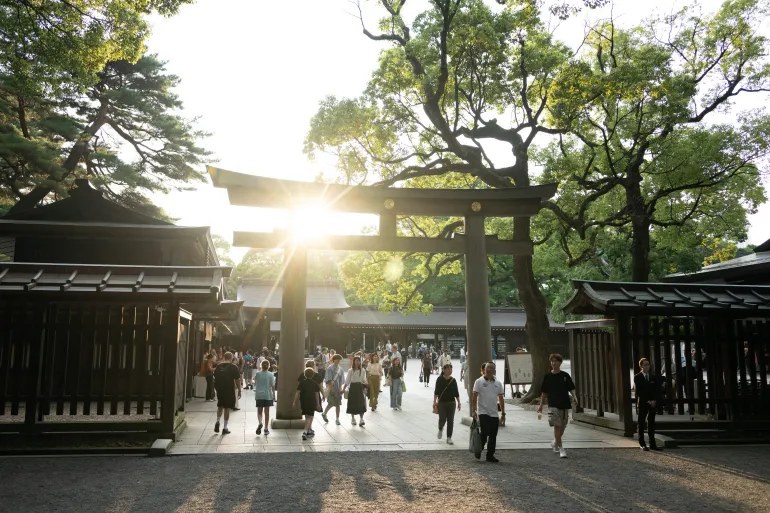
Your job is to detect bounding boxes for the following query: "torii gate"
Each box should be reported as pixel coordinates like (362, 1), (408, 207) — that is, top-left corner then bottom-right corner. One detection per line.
(209, 166), (557, 427)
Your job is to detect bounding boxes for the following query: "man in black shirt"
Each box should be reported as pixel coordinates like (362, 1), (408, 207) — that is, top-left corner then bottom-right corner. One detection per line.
(537, 353), (577, 458)
(213, 352), (241, 435)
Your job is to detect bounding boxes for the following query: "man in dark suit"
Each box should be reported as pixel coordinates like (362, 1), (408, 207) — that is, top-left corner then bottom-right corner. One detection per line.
(634, 357), (662, 451)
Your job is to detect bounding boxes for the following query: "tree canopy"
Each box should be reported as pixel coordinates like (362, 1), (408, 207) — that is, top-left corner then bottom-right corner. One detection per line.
(541, 0), (770, 281)
(0, 0), (206, 218)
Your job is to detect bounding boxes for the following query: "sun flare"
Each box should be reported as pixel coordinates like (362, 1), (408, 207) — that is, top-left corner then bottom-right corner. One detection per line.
(288, 203), (333, 242)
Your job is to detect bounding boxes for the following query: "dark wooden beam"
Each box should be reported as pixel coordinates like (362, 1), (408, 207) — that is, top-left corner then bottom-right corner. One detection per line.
(210, 167), (557, 217)
(379, 212), (396, 237)
(232, 232), (534, 255)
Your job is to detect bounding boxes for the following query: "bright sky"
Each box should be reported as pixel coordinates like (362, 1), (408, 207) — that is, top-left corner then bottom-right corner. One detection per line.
(145, 0), (769, 261)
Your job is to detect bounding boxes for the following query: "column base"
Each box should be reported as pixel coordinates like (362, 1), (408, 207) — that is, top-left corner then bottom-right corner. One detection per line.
(270, 418), (306, 429)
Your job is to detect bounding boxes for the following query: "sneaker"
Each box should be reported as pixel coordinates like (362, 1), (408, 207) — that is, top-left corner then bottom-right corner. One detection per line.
(437, 429), (443, 440)
(552, 440), (559, 453)
(486, 456), (499, 463)
(302, 433), (308, 441)
(264, 429), (270, 435)
(256, 423), (263, 435)
(214, 421), (220, 433)
(559, 447), (568, 458)
(351, 418), (357, 426)
(322, 413), (329, 423)
(335, 419), (341, 425)
(359, 420), (365, 427)
(446, 438), (453, 445)
(222, 428), (231, 435)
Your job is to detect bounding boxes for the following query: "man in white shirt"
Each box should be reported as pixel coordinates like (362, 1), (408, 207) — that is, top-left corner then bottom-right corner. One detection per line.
(392, 347), (403, 368)
(385, 341), (392, 354)
(438, 350), (451, 369)
(472, 361), (505, 463)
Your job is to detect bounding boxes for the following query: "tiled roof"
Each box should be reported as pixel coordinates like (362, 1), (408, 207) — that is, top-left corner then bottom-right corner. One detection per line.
(237, 280), (350, 310)
(664, 237), (770, 284)
(0, 262), (229, 303)
(565, 280), (770, 315)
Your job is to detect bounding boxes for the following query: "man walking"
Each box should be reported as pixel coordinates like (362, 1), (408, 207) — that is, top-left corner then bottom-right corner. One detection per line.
(537, 354), (577, 458)
(322, 354), (345, 425)
(635, 357), (662, 451)
(472, 361), (505, 463)
(213, 351), (241, 435)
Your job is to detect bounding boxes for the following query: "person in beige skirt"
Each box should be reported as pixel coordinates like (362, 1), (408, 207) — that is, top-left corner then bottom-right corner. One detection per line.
(367, 353), (383, 411)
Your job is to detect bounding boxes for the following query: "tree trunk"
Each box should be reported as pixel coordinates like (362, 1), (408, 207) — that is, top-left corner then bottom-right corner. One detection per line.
(7, 99), (109, 215)
(626, 178), (651, 282)
(514, 216), (552, 404)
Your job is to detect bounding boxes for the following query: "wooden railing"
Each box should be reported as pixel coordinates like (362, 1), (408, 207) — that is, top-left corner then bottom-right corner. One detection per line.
(0, 300), (184, 434)
(568, 316), (770, 435)
(568, 321), (617, 417)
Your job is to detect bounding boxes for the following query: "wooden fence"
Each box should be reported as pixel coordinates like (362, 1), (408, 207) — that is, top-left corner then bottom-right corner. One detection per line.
(568, 316), (770, 435)
(0, 300), (187, 435)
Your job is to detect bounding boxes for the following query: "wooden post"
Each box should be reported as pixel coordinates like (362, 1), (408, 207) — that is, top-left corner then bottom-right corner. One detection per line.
(464, 214), (492, 403)
(25, 303), (46, 430)
(614, 315), (635, 436)
(161, 302), (181, 435)
(275, 245), (307, 421)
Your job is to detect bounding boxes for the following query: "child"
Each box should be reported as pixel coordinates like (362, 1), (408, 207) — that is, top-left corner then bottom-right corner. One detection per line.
(294, 367), (323, 440)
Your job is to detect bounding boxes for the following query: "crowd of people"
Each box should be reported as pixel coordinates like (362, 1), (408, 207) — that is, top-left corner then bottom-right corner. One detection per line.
(201, 342), (613, 463)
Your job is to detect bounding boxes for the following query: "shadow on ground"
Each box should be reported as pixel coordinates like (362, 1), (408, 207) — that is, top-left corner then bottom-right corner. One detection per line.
(0, 446), (768, 512)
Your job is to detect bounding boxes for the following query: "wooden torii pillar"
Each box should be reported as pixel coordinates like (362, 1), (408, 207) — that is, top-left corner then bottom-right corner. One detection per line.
(209, 166), (557, 427)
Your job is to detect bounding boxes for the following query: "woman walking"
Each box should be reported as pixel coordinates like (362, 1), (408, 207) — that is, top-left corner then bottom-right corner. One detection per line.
(204, 354), (216, 402)
(233, 357), (242, 410)
(382, 352), (391, 387)
(390, 357), (404, 410)
(434, 363), (461, 445)
(367, 353), (383, 411)
(343, 356), (367, 426)
(422, 351), (433, 387)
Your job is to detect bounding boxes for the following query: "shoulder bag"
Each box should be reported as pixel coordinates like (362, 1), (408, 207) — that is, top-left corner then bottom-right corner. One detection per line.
(433, 377), (453, 414)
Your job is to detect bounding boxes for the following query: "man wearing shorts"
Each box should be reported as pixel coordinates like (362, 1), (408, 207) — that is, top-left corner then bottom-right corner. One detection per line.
(322, 354), (344, 425)
(537, 353), (577, 458)
(213, 351), (241, 435)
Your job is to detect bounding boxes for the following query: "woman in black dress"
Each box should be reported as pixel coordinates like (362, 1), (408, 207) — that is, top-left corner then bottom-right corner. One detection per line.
(343, 356), (367, 426)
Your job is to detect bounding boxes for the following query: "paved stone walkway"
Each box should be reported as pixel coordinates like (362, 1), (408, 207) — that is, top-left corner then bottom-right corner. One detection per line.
(172, 359), (637, 454)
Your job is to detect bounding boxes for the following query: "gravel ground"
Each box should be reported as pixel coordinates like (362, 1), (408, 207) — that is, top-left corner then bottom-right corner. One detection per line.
(0, 447), (768, 512)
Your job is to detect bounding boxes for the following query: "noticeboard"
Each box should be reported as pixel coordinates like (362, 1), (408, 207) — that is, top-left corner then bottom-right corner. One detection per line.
(505, 353), (533, 385)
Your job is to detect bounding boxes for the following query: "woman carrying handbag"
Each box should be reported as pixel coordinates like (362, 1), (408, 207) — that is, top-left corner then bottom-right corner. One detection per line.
(433, 363), (461, 444)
